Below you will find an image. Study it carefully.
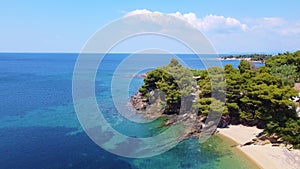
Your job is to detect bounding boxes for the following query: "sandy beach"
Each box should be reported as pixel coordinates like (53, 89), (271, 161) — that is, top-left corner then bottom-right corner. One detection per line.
(218, 125), (300, 169)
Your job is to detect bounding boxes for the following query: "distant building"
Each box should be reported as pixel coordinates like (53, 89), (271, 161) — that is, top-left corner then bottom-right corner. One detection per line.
(294, 83), (300, 93)
(293, 83), (300, 117)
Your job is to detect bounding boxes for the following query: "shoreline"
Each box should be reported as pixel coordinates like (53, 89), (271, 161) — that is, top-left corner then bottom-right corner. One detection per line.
(218, 57), (264, 63)
(215, 134), (263, 169)
(217, 125), (300, 169)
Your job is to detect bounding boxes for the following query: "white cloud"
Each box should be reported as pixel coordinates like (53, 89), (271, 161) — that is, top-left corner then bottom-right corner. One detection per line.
(125, 9), (300, 36)
(123, 9), (300, 53)
(124, 9), (162, 17)
(170, 12), (248, 33)
(250, 17), (300, 35)
(125, 9), (248, 33)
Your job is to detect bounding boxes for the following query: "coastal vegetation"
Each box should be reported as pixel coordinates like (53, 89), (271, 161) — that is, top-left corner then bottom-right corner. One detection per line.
(265, 51), (300, 85)
(138, 58), (197, 114)
(136, 51), (300, 148)
(221, 54), (272, 62)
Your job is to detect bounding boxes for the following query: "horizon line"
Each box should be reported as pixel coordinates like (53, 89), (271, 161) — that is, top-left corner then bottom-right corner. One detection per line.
(0, 51), (295, 55)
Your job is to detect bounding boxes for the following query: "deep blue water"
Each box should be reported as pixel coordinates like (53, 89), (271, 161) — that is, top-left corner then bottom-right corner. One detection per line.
(0, 53), (262, 169)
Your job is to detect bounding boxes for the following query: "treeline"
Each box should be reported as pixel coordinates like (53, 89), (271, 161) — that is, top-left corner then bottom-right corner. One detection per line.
(139, 51), (300, 148)
(221, 54), (272, 61)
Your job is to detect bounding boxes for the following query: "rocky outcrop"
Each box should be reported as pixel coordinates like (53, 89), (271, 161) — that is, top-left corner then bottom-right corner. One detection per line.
(130, 93), (214, 141)
(130, 93), (148, 110)
(242, 133), (289, 147)
(218, 115), (230, 128)
(165, 113), (207, 141)
(130, 91), (234, 142)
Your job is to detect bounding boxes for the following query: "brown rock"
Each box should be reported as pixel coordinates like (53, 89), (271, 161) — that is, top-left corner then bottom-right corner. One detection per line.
(242, 140), (255, 146)
(258, 133), (268, 141)
(276, 137), (284, 143)
(261, 140), (271, 145)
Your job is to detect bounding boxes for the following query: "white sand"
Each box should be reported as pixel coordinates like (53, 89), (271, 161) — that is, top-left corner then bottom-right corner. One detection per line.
(218, 125), (300, 169)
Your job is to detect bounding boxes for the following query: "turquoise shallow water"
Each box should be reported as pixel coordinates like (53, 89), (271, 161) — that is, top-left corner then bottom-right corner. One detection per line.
(0, 53), (261, 169)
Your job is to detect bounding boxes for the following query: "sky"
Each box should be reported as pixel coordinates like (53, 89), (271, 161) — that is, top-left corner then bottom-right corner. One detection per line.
(0, 0), (300, 54)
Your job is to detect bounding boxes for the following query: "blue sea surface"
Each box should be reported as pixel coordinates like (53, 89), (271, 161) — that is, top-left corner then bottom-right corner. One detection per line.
(0, 53), (261, 169)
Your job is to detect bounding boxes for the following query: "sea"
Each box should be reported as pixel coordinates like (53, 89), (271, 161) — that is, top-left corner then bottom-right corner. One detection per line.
(0, 53), (263, 169)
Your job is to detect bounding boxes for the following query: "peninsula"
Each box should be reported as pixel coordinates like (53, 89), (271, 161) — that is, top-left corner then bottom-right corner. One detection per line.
(131, 51), (300, 168)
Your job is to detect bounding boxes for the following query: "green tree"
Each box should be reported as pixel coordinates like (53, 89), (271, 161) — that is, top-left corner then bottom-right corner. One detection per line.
(271, 64), (298, 86)
(238, 60), (251, 73)
(265, 50), (300, 83)
(139, 58), (196, 114)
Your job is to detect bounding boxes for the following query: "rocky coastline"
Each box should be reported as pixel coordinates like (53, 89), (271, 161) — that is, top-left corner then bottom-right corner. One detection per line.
(130, 91), (231, 141)
(130, 91), (291, 147)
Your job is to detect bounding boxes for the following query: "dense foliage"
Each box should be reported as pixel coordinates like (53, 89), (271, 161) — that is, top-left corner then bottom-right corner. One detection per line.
(139, 51), (300, 148)
(265, 51), (300, 84)
(139, 58), (197, 114)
